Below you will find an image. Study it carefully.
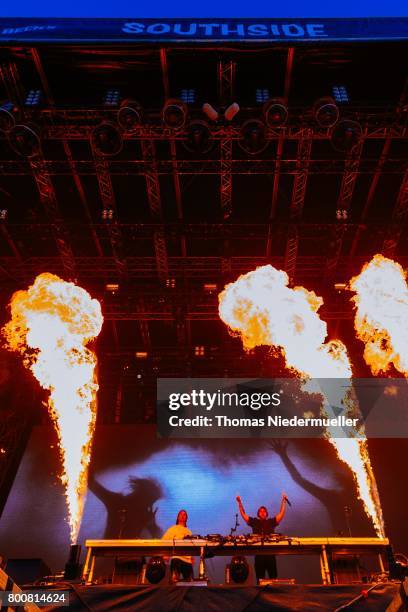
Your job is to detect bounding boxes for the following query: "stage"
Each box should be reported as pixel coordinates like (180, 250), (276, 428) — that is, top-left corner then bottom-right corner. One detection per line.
(27, 582), (403, 611)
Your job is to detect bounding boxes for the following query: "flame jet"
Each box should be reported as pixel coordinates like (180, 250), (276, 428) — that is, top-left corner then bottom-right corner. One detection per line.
(350, 254), (408, 375)
(3, 273), (103, 543)
(219, 264), (384, 537)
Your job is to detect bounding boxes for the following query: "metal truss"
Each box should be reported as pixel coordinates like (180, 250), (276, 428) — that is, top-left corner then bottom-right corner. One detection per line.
(284, 128), (313, 280)
(141, 139), (169, 281)
(0, 157), (406, 177)
(382, 168), (408, 257)
(92, 152), (127, 278)
(325, 139), (365, 280)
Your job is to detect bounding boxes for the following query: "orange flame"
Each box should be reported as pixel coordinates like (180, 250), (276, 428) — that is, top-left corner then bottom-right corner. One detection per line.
(350, 254), (408, 375)
(2, 273), (103, 543)
(219, 264), (384, 537)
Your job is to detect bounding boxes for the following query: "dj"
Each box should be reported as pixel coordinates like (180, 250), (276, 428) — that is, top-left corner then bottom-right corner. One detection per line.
(236, 493), (288, 582)
(162, 509), (194, 582)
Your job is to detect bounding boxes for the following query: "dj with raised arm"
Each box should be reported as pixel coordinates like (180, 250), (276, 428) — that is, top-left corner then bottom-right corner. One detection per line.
(236, 493), (288, 582)
(161, 509), (194, 582)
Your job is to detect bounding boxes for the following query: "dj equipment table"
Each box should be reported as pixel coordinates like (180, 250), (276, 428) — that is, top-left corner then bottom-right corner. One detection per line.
(82, 537), (390, 584)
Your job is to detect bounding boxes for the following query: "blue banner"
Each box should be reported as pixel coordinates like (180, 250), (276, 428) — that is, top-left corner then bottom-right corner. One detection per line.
(0, 18), (407, 43)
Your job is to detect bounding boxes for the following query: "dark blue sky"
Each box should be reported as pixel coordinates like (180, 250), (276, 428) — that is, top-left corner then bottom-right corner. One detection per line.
(0, 0), (407, 17)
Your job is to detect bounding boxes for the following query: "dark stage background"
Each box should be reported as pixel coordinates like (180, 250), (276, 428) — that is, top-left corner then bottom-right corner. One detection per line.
(1, 425), (406, 583)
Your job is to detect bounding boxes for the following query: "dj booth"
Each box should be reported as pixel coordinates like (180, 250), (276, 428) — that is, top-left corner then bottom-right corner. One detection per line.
(83, 536), (390, 585)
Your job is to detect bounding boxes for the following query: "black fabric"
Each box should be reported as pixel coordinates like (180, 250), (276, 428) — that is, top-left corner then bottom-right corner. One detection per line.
(170, 558), (193, 581)
(36, 582), (401, 612)
(254, 555), (277, 580)
(248, 517), (277, 536)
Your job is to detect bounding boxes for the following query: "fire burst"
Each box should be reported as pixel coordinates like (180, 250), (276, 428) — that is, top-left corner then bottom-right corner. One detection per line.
(2, 273), (103, 543)
(350, 254), (408, 375)
(219, 264), (384, 537)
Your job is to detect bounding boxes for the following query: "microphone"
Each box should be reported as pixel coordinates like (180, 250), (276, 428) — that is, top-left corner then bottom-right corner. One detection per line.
(283, 495), (292, 507)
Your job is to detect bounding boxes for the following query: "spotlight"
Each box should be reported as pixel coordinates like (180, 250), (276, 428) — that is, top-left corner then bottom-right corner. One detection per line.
(105, 283), (119, 293)
(332, 85), (349, 104)
(194, 345), (205, 357)
(25, 89), (42, 107)
(8, 123), (41, 157)
(224, 102), (240, 122)
(238, 119), (268, 155)
(331, 120), (362, 152)
(102, 208), (114, 221)
(334, 282), (347, 291)
(202, 103), (219, 122)
(0, 209), (8, 220)
(91, 122), (123, 156)
(229, 556), (249, 584)
(256, 88), (270, 104)
(117, 99), (143, 130)
(103, 89), (121, 107)
(313, 97), (339, 128)
(203, 283), (217, 293)
(183, 120), (213, 154)
(166, 278), (176, 289)
(180, 88), (196, 104)
(162, 99), (188, 130)
(263, 98), (288, 127)
(0, 102), (18, 132)
(135, 351), (148, 359)
(145, 557), (166, 584)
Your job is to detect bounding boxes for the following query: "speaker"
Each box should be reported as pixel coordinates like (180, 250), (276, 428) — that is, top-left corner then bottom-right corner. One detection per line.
(225, 556), (255, 586)
(113, 557), (144, 585)
(332, 554), (361, 584)
(5, 559), (51, 585)
(141, 557), (171, 585)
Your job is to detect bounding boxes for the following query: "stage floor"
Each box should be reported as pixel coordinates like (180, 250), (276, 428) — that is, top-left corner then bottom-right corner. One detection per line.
(37, 582), (401, 611)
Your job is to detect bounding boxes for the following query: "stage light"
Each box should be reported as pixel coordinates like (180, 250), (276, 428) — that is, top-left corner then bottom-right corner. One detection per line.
(256, 88), (270, 104)
(0, 209), (8, 220)
(102, 208), (114, 221)
(229, 556), (249, 584)
(224, 102), (240, 122)
(203, 283), (217, 293)
(105, 283), (119, 293)
(181, 88), (196, 104)
(117, 99), (143, 129)
(336, 209), (348, 220)
(0, 102), (18, 132)
(91, 122), (123, 156)
(183, 120), (213, 154)
(8, 123), (41, 157)
(334, 283), (347, 291)
(104, 89), (121, 107)
(25, 89), (42, 107)
(194, 345), (205, 356)
(238, 119), (268, 155)
(162, 99), (188, 130)
(135, 351), (148, 359)
(331, 120), (362, 152)
(332, 85), (349, 104)
(202, 103), (219, 121)
(263, 98), (288, 127)
(313, 97), (339, 128)
(166, 278), (176, 289)
(145, 557), (166, 583)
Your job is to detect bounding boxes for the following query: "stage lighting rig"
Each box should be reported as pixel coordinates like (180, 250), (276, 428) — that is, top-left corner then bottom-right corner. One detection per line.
(24, 89), (43, 107)
(331, 119), (362, 152)
(202, 102), (220, 121)
(0, 101), (18, 132)
(0, 209), (8, 220)
(263, 98), (288, 127)
(332, 85), (349, 104)
(8, 123), (41, 157)
(162, 98), (188, 130)
(180, 88), (196, 104)
(91, 122), (123, 156)
(102, 207), (114, 221)
(104, 88), (121, 107)
(313, 97), (340, 128)
(117, 99), (143, 129)
(256, 88), (270, 104)
(183, 120), (213, 154)
(238, 119), (268, 155)
(224, 102), (240, 122)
